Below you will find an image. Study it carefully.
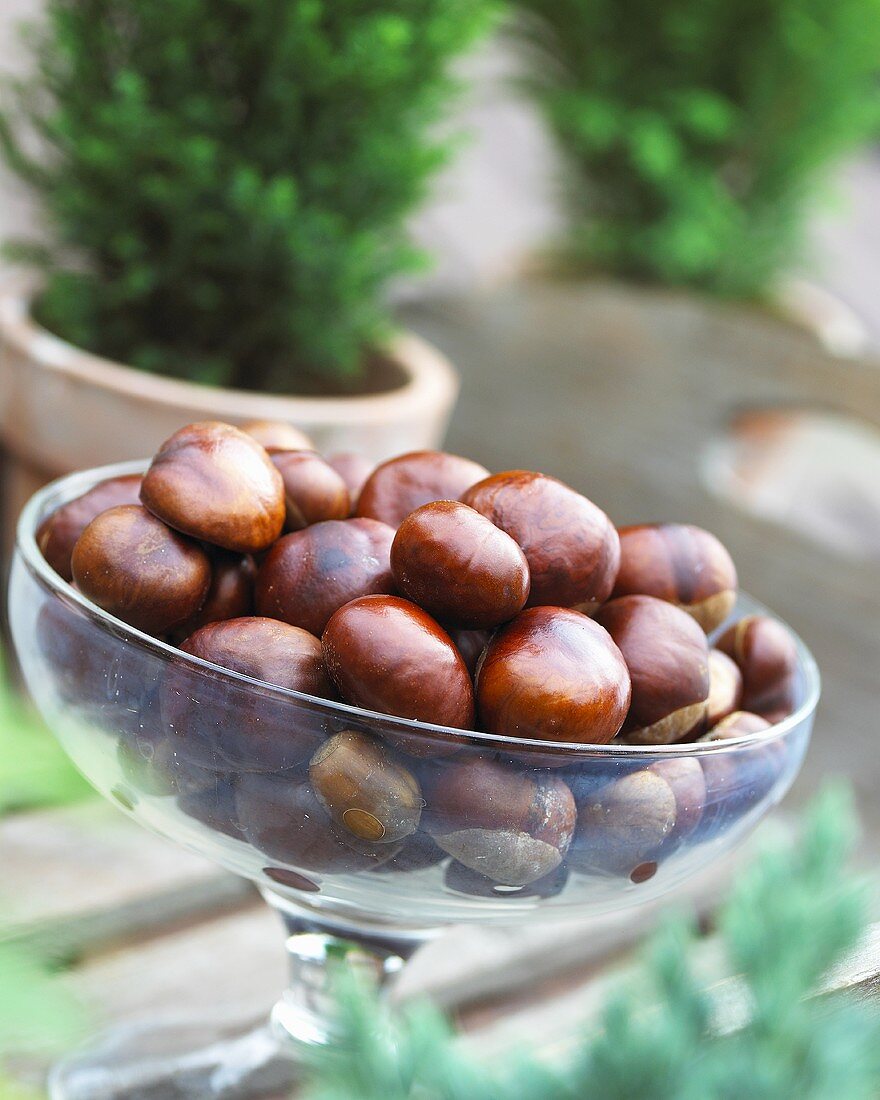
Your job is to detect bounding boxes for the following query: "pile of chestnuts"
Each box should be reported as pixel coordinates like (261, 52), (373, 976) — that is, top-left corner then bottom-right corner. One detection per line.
(36, 419), (803, 896)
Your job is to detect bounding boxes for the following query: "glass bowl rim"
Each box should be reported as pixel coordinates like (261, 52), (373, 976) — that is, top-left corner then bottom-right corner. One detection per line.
(15, 459), (822, 759)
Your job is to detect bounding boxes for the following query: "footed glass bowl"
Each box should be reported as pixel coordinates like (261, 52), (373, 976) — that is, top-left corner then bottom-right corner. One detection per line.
(9, 462), (820, 1099)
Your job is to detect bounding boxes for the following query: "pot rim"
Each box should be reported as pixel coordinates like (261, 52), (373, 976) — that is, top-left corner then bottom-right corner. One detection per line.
(0, 276), (459, 427)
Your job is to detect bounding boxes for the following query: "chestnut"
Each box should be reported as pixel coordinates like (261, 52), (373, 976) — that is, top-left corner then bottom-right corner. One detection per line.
(235, 773), (398, 872)
(176, 769), (245, 841)
(647, 758), (706, 842)
(369, 832), (446, 874)
(140, 421), (285, 553)
(447, 628), (492, 678)
(240, 419), (314, 452)
(595, 595), (709, 745)
(424, 756), (576, 886)
(444, 859), (569, 899)
(461, 471), (619, 612)
(569, 769), (676, 875)
(322, 595), (474, 732)
(612, 523), (737, 632)
(309, 731), (422, 844)
(390, 501), (530, 629)
(697, 712), (784, 837)
(702, 710), (771, 739)
(71, 504), (211, 635)
(356, 450), (489, 528)
(270, 450), (351, 530)
(168, 617), (334, 772)
(327, 453), (375, 508)
(37, 474), (143, 581)
(475, 607), (631, 744)
(705, 649), (743, 728)
(716, 615), (798, 723)
(170, 551), (254, 641)
(255, 518), (395, 636)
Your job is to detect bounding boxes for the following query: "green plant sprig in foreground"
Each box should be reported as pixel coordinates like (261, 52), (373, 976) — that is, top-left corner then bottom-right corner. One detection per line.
(0, 0), (496, 392)
(511, 0), (880, 298)
(304, 788), (880, 1100)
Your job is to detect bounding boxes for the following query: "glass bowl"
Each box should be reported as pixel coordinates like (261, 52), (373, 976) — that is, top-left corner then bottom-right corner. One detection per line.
(8, 461), (820, 1099)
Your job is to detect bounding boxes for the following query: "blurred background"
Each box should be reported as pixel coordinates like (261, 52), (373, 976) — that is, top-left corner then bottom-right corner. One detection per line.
(0, 0), (878, 1092)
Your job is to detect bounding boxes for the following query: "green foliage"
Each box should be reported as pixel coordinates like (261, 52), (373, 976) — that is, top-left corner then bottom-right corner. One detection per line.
(0, 647), (90, 815)
(304, 788), (880, 1099)
(511, 0), (880, 297)
(0, 0), (495, 392)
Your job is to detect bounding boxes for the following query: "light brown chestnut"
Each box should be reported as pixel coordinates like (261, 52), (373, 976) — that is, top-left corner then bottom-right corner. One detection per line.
(71, 504), (211, 635)
(705, 648), (743, 728)
(240, 419), (314, 452)
(37, 474), (143, 581)
(716, 615), (798, 723)
(322, 595), (474, 732)
(255, 518), (395, 636)
(170, 550), (254, 641)
(391, 501), (530, 629)
(569, 769), (676, 875)
(327, 453), (375, 508)
(140, 421), (285, 553)
(476, 607), (631, 744)
(270, 450), (351, 530)
(595, 595), (709, 745)
(356, 450), (489, 528)
(612, 523), (737, 632)
(424, 756), (576, 886)
(461, 471), (619, 612)
(309, 731), (422, 844)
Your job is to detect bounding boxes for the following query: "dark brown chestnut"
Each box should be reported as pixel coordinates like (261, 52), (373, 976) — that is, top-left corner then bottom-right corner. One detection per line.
(716, 615), (798, 723)
(240, 419), (314, 452)
(270, 450), (351, 530)
(444, 859), (569, 899)
(356, 450), (489, 528)
(390, 501), (530, 629)
(327, 453), (375, 509)
(447, 628), (492, 677)
(696, 711), (783, 837)
(140, 421), (285, 553)
(595, 595), (709, 745)
(424, 756), (576, 886)
(71, 504), (211, 635)
(475, 607), (631, 744)
(569, 769), (676, 875)
(255, 518), (395, 636)
(309, 731), (422, 844)
(322, 595), (474, 732)
(37, 474), (143, 581)
(170, 550), (254, 641)
(612, 523), (737, 632)
(461, 471), (619, 612)
(647, 758), (706, 842)
(705, 648), (743, 729)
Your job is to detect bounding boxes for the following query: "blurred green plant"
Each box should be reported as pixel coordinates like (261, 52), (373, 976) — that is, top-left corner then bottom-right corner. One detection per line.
(304, 787), (880, 1099)
(0, 648), (89, 815)
(511, 0), (880, 297)
(0, 0), (495, 393)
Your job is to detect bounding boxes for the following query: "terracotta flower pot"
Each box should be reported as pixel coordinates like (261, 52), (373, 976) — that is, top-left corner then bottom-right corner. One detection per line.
(0, 280), (460, 561)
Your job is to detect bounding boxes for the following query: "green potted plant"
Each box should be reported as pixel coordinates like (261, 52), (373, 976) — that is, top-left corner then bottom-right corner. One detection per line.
(0, 0), (495, 533)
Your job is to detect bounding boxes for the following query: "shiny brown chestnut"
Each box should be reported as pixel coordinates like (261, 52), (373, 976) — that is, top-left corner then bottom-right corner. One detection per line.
(595, 595), (709, 745)
(612, 523), (738, 632)
(391, 501), (530, 629)
(356, 450), (489, 528)
(569, 769), (676, 875)
(255, 518), (395, 636)
(447, 628), (492, 678)
(476, 607), (631, 744)
(461, 471), (619, 612)
(240, 419), (314, 452)
(322, 595), (474, 733)
(71, 504), (211, 635)
(140, 421), (285, 553)
(705, 648), (743, 729)
(309, 731), (422, 844)
(37, 474), (143, 581)
(328, 453), (375, 509)
(424, 756), (576, 886)
(716, 615), (798, 723)
(170, 551), (254, 641)
(270, 450), (351, 530)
